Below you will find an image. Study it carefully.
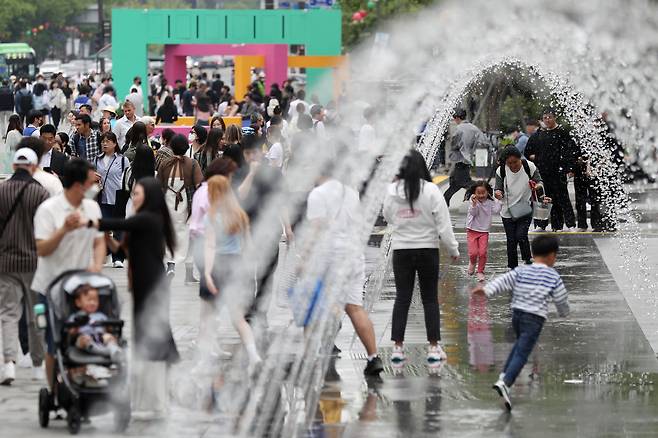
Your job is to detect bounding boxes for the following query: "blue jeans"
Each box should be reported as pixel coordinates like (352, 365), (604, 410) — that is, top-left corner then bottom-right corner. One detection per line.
(503, 309), (545, 387)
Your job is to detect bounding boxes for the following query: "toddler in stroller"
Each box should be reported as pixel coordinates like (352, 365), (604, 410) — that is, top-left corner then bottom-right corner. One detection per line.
(38, 270), (130, 435)
(66, 283), (124, 387)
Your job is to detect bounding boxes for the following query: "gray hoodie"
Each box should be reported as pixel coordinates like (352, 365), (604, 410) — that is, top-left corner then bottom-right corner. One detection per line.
(383, 180), (459, 256)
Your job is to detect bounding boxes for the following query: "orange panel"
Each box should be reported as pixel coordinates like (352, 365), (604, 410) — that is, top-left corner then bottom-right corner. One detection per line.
(234, 55), (265, 99)
(287, 55), (345, 68)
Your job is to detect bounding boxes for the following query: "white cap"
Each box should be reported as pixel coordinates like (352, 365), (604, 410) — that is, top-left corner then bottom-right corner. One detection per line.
(13, 148), (38, 166)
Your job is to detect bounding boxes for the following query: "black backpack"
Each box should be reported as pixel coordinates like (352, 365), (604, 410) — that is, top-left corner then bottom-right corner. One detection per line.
(18, 90), (33, 114)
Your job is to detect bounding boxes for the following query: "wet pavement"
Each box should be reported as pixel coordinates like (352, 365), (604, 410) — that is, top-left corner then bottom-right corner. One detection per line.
(1, 185), (658, 437)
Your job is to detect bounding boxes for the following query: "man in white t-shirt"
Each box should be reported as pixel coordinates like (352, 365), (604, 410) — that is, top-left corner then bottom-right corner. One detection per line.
(310, 105), (326, 139)
(358, 107), (377, 155)
(304, 168), (384, 377)
(32, 158), (105, 390)
(18, 137), (63, 197)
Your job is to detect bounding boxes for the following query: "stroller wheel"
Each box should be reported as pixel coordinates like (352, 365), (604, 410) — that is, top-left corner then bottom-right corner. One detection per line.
(38, 388), (50, 428)
(113, 402), (131, 432)
(67, 403), (81, 435)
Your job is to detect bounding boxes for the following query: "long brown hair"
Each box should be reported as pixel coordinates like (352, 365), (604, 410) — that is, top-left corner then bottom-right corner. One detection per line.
(207, 175), (249, 235)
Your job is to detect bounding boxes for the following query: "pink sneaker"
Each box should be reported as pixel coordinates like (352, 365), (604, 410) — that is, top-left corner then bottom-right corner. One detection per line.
(467, 262), (475, 276)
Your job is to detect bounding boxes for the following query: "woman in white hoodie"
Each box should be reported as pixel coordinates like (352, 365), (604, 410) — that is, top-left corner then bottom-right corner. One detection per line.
(383, 149), (460, 365)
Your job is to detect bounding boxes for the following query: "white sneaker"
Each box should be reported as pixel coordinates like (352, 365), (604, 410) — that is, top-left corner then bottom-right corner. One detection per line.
(566, 227), (578, 232)
(1, 362), (16, 385)
(391, 345), (405, 364)
(427, 344), (447, 363)
(17, 354), (32, 368)
(32, 365), (45, 381)
(493, 379), (512, 411)
(476, 272), (485, 282)
(576, 228), (588, 232)
(112, 260), (124, 268)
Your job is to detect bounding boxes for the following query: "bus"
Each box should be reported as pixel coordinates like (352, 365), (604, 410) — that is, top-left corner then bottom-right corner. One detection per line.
(0, 43), (37, 79)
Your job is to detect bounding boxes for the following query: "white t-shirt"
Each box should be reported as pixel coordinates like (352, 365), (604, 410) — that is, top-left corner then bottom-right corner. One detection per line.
(306, 179), (362, 256)
(32, 194), (103, 294)
(39, 149), (52, 169)
(32, 170), (63, 197)
(313, 120), (326, 139)
(358, 123), (376, 154)
(497, 161), (537, 219)
(266, 142), (283, 168)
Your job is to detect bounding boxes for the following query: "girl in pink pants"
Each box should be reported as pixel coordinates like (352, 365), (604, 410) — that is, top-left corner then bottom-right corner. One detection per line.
(465, 181), (502, 281)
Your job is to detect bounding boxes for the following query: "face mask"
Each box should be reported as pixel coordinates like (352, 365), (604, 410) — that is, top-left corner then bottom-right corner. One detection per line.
(188, 133), (196, 143)
(84, 184), (101, 200)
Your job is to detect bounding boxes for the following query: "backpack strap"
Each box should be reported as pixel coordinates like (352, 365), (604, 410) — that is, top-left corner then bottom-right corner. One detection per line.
(522, 158), (532, 180)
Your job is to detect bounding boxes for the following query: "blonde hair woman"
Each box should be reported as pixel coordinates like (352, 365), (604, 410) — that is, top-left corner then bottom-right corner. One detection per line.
(203, 175), (261, 368)
(224, 124), (242, 146)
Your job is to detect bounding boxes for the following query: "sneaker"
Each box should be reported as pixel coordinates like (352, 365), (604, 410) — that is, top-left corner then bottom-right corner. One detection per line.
(476, 272), (485, 282)
(390, 345), (405, 364)
(493, 379), (512, 411)
(363, 356), (384, 376)
(427, 344), (447, 363)
(1, 362), (16, 385)
(32, 365), (45, 381)
(112, 260), (124, 268)
(467, 262), (475, 276)
(566, 227), (578, 232)
(577, 228), (588, 232)
(166, 262), (176, 278)
(17, 354), (32, 369)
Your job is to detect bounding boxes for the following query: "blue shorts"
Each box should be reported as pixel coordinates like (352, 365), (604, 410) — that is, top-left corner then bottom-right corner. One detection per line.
(38, 293), (55, 355)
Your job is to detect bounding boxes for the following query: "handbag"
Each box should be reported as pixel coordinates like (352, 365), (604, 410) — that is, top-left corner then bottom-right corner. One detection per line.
(505, 176), (533, 220)
(114, 157), (130, 218)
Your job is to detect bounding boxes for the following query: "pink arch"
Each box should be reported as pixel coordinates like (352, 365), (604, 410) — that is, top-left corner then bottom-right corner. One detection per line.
(164, 44), (288, 93)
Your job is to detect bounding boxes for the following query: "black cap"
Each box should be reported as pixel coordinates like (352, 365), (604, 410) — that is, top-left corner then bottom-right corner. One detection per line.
(453, 108), (467, 120)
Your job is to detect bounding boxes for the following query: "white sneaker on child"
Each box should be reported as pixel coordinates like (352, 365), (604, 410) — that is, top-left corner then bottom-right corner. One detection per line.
(493, 379), (512, 411)
(427, 344), (447, 363)
(391, 345), (405, 365)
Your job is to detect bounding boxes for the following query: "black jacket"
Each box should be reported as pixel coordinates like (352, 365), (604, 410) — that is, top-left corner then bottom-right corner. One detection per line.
(0, 86), (14, 112)
(524, 125), (577, 175)
(45, 150), (68, 177)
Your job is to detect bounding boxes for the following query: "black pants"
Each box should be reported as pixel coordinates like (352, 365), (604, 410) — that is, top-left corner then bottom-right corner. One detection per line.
(245, 243), (280, 323)
(542, 174), (575, 230)
(444, 163), (472, 207)
(502, 215), (532, 269)
(100, 203), (124, 262)
(51, 107), (62, 129)
(391, 248), (441, 343)
(574, 172), (593, 230)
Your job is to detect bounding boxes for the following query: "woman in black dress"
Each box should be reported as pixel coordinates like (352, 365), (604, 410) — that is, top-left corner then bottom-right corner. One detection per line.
(91, 177), (179, 419)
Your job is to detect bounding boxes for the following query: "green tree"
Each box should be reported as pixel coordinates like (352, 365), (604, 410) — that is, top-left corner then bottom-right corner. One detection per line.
(339, 0), (437, 49)
(1, 0), (93, 61)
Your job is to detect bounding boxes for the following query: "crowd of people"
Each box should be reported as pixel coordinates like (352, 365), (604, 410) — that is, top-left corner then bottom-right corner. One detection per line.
(0, 67), (625, 425)
(0, 67), (385, 424)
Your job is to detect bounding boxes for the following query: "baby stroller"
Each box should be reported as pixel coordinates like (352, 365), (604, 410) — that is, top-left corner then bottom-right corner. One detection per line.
(38, 270), (130, 434)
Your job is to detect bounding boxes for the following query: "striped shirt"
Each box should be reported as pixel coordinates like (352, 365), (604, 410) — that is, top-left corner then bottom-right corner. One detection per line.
(484, 263), (570, 319)
(0, 170), (50, 272)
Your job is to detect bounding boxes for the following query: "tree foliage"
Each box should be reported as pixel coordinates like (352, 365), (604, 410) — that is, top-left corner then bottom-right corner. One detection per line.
(339, 0), (437, 49)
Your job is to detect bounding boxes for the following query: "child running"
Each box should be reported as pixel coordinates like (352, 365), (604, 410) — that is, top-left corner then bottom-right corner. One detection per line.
(465, 180), (502, 281)
(472, 235), (569, 411)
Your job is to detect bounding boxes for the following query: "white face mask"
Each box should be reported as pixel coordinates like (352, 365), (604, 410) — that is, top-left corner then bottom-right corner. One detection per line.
(188, 133), (196, 143)
(84, 184), (101, 200)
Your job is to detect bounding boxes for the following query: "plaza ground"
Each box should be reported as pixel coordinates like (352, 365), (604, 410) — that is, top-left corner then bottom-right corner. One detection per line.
(1, 185), (657, 437)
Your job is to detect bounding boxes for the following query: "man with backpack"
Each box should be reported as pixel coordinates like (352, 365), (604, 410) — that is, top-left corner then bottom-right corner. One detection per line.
(0, 145), (50, 384)
(14, 80), (33, 125)
(0, 80), (14, 137)
(444, 109), (488, 207)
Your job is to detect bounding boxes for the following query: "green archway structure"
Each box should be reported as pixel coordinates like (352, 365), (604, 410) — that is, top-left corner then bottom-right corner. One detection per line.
(111, 8), (342, 103)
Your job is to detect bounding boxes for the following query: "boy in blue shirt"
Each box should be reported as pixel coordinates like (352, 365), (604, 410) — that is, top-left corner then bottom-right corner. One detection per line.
(472, 235), (569, 411)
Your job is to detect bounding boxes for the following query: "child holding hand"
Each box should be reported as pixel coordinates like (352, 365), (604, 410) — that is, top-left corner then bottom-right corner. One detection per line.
(465, 181), (502, 281)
